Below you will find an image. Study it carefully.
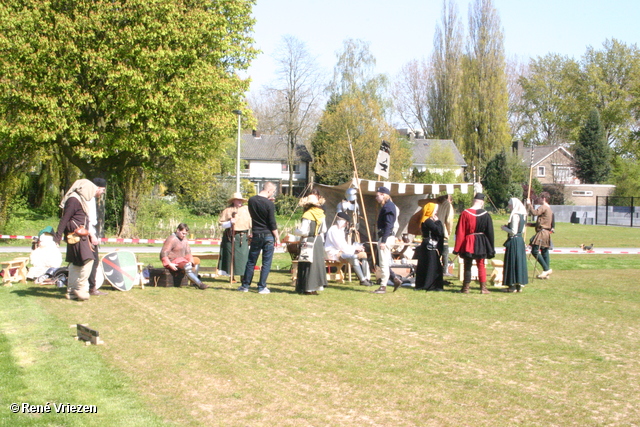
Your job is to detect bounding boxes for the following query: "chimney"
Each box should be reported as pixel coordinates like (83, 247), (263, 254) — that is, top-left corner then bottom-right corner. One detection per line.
(512, 140), (524, 155)
(252, 129), (261, 138)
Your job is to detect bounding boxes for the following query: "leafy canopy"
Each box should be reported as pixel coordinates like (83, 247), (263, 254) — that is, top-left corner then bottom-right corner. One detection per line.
(0, 0), (257, 177)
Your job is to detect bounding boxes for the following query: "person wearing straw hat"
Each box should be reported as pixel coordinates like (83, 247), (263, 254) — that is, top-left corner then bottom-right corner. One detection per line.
(218, 192), (252, 281)
(294, 193), (328, 295)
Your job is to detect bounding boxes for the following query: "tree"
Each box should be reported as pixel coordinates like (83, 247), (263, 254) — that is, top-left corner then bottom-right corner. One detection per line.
(458, 0), (511, 172)
(506, 56), (529, 142)
(0, 0), (257, 235)
(263, 35), (325, 194)
(482, 150), (523, 208)
(312, 39), (411, 185)
(517, 54), (581, 146)
(428, 0), (464, 141)
(576, 39), (640, 150)
(312, 93), (411, 185)
(574, 108), (612, 184)
(611, 157), (640, 197)
(392, 59), (431, 135)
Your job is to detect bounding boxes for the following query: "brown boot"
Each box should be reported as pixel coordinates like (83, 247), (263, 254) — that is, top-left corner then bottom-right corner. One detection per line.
(460, 281), (470, 294)
(480, 281), (490, 294)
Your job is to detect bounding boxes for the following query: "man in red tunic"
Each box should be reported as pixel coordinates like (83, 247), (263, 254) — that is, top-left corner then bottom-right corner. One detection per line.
(453, 193), (495, 294)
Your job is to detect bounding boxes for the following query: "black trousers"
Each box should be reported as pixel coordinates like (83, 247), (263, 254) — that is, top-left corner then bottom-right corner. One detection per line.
(88, 244), (99, 291)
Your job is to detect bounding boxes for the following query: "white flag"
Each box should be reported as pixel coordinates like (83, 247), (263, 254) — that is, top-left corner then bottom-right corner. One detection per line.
(373, 140), (390, 179)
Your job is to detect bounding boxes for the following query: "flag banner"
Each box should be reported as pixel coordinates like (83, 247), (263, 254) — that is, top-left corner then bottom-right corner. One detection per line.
(373, 140), (391, 178)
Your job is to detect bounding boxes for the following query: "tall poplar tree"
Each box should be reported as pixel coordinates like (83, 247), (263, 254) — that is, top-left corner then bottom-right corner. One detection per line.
(428, 0), (463, 141)
(459, 0), (511, 173)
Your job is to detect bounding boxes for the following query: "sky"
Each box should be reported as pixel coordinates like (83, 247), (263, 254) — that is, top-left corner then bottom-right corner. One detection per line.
(244, 0), (640, 94)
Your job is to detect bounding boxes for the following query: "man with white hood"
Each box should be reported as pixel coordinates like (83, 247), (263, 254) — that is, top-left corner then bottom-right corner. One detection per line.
(325, 212), (372, 286)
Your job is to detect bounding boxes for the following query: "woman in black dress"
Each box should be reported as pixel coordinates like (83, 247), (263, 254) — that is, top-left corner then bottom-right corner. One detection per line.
(414, 201), (445, 291)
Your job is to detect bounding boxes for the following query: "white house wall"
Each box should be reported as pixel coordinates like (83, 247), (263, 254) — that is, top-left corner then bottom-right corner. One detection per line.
(248, 160), (307, 181)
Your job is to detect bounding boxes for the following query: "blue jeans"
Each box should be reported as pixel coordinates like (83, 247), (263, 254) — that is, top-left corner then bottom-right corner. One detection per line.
(241, 233), (275, 291)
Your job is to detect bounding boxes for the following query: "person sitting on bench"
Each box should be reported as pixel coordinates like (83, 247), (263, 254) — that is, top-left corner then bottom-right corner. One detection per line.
(325, 212), (372, 286)
(160, 223), (207, 290)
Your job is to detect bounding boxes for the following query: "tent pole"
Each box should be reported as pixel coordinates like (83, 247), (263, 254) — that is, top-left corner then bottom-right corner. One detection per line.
(347, 134), (377, 267)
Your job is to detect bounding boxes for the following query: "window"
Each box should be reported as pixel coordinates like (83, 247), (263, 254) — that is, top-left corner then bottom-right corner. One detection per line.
(537, 166), (546, 177)
(572, 190), (593, 197)
(554, 166), (572, 183)
(281, 162), (300, 173)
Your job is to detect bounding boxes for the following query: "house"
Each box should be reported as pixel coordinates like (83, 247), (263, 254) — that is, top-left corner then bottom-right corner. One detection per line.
(240, 131), (312, 196)
(513, 140), (577, 185)
(512, 140), (615, 206)
(410, 138), (467, 177)
(398, 129), (467, 178)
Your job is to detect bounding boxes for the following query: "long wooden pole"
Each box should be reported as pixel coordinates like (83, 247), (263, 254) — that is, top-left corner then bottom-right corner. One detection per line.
(229, 211), (236, 283)
(525, 143), (535, 241)
(347, 131), (376, 267)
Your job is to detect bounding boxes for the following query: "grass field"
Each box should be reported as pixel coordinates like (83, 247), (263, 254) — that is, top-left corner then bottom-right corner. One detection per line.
(1, 223), (640, 426)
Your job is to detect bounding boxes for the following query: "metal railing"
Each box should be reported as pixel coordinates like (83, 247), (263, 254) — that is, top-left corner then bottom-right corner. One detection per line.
(595, 196), (639, 227)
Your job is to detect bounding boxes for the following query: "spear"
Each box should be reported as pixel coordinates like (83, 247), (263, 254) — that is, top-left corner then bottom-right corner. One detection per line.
(229, 211), (236, 283)
(347, 129), (376, 267)
(525, 142), (535, 241)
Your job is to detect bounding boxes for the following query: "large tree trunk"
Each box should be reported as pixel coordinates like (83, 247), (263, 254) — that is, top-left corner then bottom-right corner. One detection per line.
(118, 167), (151, 238)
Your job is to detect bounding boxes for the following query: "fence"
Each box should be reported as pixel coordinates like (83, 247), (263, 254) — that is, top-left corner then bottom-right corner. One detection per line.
(595, 196), (640, 227)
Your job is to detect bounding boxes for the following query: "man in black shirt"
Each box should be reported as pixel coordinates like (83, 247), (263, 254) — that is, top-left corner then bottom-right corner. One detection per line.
(238, 182), (280, 294)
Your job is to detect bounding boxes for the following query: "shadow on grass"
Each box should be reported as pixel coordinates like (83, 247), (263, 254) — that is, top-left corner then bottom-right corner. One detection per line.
(11, 285), (67, 299)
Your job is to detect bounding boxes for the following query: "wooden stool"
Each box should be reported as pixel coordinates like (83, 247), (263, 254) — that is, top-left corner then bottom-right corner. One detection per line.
(2, 257), (29, 286)
(489, 259), (504, 287)
(325, 260), (347, 283)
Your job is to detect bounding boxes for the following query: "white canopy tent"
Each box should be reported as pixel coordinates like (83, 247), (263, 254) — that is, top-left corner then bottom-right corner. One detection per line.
(314, 178), (472, 241)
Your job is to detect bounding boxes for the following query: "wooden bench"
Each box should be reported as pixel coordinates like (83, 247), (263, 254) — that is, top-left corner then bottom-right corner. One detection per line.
(192, 253), (220, 278)
(2, 257), (29, 286)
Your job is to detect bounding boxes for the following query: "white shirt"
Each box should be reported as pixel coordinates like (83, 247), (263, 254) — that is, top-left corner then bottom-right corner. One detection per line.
(88, 197), (98, 235)
(324, 225), (360, 261)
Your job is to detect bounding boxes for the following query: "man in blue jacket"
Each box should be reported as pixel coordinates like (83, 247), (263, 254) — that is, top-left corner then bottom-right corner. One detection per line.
(373, 187), (402, 294)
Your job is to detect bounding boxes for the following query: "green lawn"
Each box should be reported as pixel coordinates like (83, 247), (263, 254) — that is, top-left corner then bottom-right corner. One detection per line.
(2, 247), (640, 426)
(2, 219), (640, 426)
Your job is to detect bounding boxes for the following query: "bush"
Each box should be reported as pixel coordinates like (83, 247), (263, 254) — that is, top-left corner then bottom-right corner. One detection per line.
(275, 194), (299, 216)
